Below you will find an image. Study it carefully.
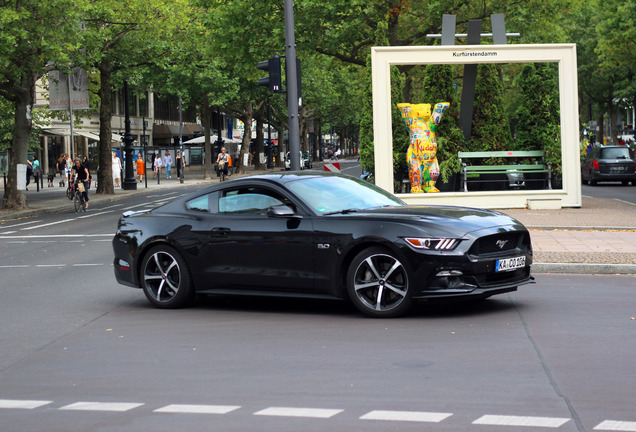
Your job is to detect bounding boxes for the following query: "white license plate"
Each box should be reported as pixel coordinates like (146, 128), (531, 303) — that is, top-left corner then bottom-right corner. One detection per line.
(495, 256), (526, 272)
(610, 166), (625, 172)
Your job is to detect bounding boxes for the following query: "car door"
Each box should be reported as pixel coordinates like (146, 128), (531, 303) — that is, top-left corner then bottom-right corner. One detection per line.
(198, 185), (316, 292)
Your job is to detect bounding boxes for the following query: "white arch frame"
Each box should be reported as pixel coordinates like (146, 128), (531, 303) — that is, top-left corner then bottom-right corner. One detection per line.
(371, 44), (581, 209)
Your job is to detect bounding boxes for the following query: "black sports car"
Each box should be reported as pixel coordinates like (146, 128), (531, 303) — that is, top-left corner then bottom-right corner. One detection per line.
(113, 172), (534, 317)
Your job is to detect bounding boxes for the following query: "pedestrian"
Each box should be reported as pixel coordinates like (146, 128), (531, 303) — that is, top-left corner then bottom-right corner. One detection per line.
(163, 150), (172, 179)
(175, 150), (185, 180)
(57, 155), (66, 187)
(31, 156), (41, 190)
(65, 155), (72, 185)
(25, 157), (33, 190)
(112, 151), (122, 187)
(216, 147), (229, 182)
(136, 153), (145, 182)
(153, 152), (163, 178)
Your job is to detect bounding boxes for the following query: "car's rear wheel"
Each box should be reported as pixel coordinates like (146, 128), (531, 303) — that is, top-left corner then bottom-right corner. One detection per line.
(346, 247), (412, 318)
(141, 245), (194, 309)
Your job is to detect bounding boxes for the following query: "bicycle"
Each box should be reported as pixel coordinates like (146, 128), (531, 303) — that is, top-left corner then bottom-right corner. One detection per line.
(73, 182), (87, 213)
(66, 177), (76, 200)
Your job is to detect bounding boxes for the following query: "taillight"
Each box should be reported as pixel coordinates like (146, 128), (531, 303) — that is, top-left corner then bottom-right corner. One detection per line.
(593, 160), (599, 170)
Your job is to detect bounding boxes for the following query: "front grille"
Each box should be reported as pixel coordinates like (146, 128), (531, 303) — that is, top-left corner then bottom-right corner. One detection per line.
(469, 231), (528, 255)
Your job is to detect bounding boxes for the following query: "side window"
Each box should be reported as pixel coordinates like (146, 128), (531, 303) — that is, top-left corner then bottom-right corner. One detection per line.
(219, 187), (288, 215)
(185, 192), (219, 213)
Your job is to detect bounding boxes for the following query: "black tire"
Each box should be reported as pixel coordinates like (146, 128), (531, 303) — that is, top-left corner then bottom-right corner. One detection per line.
(73, 192), (82, 213)
(140, 245), (194, 309)
(346, 247), (412, 318)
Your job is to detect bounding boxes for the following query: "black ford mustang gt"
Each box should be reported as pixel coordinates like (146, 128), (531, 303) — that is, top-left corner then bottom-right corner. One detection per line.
(113, 172), (534, 318)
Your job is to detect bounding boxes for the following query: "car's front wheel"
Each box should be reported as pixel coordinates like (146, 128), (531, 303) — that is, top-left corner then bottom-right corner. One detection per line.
(346, 247), (412, 318)
(141, 245), (194, 309)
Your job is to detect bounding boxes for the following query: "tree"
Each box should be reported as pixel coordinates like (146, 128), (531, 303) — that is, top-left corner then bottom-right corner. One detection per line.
(74, 0), (193, 194)
(0, 0), (84, 209)
(513, 63), (561, 172)
(470, 63), (511, 153)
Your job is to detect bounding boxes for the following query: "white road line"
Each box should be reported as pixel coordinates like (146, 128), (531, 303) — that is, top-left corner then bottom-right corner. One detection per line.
(154, 404), (241, 414)
(360, 410), (452, 423)
(72, 263), (104, 267)
(59, 402), (144, 412)
(473, 415), (570, 428)
(101, 204), (124, 210)
(0, 399), (52, 409)
(0, 234), (112, 239)
(0, 220), (42, 229)
(254, 407), (343, 419)
(0, 231), (17, 234)
(35, 264), (67, 267)
(78, 210), (115, 219)
(595, 420), (636, 431)
(0, 265), (29, 268)
(125, 203), (154, 210)
(21, 219), (75, 230)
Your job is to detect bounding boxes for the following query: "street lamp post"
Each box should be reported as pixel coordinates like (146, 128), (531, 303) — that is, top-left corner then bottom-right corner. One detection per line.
(122, 82), (137, 191)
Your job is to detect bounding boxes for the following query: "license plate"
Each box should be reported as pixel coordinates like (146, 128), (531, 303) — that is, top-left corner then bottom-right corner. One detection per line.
(610, 166), (625, 172)
(495, 256), (526, 272)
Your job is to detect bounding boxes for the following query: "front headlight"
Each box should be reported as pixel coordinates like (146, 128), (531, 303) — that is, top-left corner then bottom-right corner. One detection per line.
(404, 237), (460, 251)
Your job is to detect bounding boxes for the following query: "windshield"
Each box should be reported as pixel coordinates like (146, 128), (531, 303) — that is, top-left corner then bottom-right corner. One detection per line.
(287, 175), (404, 214)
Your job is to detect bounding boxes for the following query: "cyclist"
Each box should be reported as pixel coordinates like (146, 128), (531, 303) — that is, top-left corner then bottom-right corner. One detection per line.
(72, 158), (90, 210)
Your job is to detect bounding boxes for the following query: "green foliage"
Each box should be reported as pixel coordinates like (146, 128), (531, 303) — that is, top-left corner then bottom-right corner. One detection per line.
(512, 63), (561, 173)
(470, 64), (512, 153)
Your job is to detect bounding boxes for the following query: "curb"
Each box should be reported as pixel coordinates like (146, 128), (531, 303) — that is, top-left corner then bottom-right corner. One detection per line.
(533, 262), (636, 275)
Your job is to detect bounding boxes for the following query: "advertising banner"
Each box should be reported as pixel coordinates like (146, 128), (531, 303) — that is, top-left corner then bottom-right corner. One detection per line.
(49, 69), (89, 111)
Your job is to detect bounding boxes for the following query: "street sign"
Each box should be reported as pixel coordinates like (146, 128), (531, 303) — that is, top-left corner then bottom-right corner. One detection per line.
(324, 162), (341, 173)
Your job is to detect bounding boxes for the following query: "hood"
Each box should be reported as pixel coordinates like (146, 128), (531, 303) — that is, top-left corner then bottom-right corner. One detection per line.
(353, 205), (525, 235)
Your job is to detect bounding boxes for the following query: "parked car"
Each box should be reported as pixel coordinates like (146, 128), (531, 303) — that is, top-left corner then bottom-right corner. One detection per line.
(113, 172), (534, 318)
(581, 145), (636, 185)
(284, 151), (304, 170)
(302, 151), (312, 169)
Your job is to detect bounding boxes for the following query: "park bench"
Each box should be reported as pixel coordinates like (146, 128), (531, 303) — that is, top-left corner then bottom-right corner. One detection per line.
(458, 150), (552, 192)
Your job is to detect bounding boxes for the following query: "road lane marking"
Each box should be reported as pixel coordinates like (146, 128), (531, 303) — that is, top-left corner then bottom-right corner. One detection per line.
(254, 407), (343, 418)
(78, 210), (115, 219)
(473, 415), (570, 428)
(595, 420), (636, 431)
(154, 404), (241, 414)
(0, 231), (17, 234)
(0, 399), (52, 409)
(101, 204), (124, 210)
(0, 220), (42, 229)
(124, 203), (154, 210)
(36, 264), (67, 267)
(360, 410), (452, 423)
(0, 234), (112, 239)
(0, 265), (29, 268)
(21, 219), (75, 230)
(72, 263), (104, 267)
(59, 402), (144, 412)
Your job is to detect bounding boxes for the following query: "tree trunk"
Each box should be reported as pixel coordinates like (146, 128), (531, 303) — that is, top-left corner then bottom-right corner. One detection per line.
(96, 62), (115, 194)
(200, 103), (213, 179)
(254, 113), (266, 170)
(2, 74), (35, 210)
(234, 103), (254, 175)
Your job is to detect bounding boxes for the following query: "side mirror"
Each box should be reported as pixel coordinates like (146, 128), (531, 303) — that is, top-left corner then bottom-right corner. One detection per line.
(267, 205), (298, 218)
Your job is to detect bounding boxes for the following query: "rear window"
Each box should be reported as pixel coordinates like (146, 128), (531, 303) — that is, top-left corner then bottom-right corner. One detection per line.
(600, 147), (632, 159)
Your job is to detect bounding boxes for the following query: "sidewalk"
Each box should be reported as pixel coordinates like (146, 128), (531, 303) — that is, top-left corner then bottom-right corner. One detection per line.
(1, 166), (635, 275)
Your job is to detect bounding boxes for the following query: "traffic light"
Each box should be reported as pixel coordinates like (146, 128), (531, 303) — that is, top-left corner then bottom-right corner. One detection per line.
(257, 55), (282, 93)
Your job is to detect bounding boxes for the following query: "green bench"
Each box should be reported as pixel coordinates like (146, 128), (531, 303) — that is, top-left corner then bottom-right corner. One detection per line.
(458, 150), (552, 192)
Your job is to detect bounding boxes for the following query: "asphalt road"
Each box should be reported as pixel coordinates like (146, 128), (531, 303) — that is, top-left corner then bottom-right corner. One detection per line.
(1, 180), (635, 432)
(582, 182), (636, 204)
